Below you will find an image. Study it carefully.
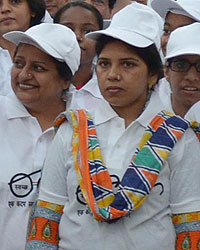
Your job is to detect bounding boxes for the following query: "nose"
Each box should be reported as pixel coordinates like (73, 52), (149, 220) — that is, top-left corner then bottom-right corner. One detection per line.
(185, 65), (200, 82)
(17, 67), (33, 81)
(107, 64), (120, 81)
(0, 0), (11, 14)
(75, 30), (84, 43)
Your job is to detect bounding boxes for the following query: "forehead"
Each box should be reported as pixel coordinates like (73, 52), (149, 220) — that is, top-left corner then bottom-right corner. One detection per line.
(60, 6), (99, 23)
(171, 55), (200, 61)
(99, 40), (140, 58)
(15, 43), (51, 60)
(165, 12), (195, 29)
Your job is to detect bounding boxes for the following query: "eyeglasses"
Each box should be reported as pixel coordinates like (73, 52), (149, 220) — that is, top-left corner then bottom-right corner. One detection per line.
(167, 59), (200, 73)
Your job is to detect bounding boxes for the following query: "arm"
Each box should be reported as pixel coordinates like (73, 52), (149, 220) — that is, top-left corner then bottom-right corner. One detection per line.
(26, 200), (64, 249)
(26, 122), (72, 249)
(169, 129), (200, 249)
(173, 212), (200, 249)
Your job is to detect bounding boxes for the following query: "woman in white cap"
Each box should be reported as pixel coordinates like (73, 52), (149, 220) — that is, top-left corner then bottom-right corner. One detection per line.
(54, 1), (103, 113)
(151, 0), (200, 117)
(162, 22), (200, 118)
(0, 0), (46, 96)
(0, 23), (80, 250)
(26, 3), (200, 250)
(151, 0), (200, 56)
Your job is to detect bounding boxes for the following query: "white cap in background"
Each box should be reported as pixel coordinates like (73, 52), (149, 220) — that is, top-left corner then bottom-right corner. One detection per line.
(87, 1), (163, 50)
(165, 22), (200, 59)
(151, 0), (200, 21)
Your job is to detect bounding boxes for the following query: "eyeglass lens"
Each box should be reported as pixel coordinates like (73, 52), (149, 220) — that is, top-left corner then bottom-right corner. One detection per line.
(170, 60), (200, 73)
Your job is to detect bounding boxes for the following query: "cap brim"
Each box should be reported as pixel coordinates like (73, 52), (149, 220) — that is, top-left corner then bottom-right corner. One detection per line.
(165, 49), (200, 59)
(151, 0), (182, 18)
(87, 28), (153, 48)
(3, 31), (64, 62)
(151, 0), (200, 21)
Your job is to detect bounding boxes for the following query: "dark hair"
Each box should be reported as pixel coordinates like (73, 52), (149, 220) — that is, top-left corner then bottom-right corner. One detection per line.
(108, 0), (116, 9)
(95, 35), (163, 84)
(13, 45), (73, 82)
(27, 0), (46, 27)
(51, 57), (73, 81)
(54, 1), (103, 30)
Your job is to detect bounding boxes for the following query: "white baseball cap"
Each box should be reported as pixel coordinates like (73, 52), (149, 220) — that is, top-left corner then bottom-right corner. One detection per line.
(165, 22), (200, 59)
(86, 2), (163, 50)
(151, 0), (200, 21)
(3, 23), (81, 75)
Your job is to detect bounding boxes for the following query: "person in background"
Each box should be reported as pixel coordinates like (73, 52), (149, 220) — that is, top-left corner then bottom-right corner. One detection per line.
(151, 0), (200, 114)
(54, 1), (103, 89)
(0, 23), (80, 250)
(151, 0), (200, 57)
(70, 0), (116, 19)
(0, 0), (46, 95)
(162, 22), (200, 118)
(44, 0), (68, 17)
(26, 3), (200, 250)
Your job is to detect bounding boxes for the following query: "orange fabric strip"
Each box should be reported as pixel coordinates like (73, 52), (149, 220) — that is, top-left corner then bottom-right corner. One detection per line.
(176, 231), (200, 250)
(27, 217), (59, 245)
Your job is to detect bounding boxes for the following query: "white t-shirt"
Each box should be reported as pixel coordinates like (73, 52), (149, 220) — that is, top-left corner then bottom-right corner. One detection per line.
(156, 77), (173, 112)
(70, 73), (103, 113)
(39, 91), (200, 250)
(0, 92), (55, 250)
(0, 47), (12, 96)
(185, 100), (200, 122)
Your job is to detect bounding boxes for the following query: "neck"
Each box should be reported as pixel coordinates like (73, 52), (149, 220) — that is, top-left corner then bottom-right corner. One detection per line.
(112, 96), (147, 128)
(0, 35), (16, 58)
(72, 62), (93, 88)
(26, 100), (66, 132)
(171, 96), (189, 118)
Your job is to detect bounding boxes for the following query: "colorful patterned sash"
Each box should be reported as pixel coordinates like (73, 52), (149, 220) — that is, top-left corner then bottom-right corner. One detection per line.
(54, 110), (199, 222)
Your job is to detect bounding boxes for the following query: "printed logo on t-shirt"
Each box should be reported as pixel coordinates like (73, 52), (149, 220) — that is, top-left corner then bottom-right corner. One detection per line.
(7, 169), (41, 208)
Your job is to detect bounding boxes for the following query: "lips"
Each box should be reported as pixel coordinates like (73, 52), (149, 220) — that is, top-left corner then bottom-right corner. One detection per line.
(106, 86), (123, 94)
(182, 86), (199, 92)
(18, 83), (37, 90)
(0, 17), (15, 23)
(46, 4), (56, 10)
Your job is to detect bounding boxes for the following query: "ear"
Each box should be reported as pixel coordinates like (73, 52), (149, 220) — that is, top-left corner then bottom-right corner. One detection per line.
(63, 80), (71, 90)
(148, 73), (158, 90)
(164, 64), (170, 82)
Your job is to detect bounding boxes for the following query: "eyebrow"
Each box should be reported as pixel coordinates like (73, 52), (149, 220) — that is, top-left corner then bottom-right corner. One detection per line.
(14, 56), (47, 64)
(61, 22), (97, 26)
(98, 57), (140, 62)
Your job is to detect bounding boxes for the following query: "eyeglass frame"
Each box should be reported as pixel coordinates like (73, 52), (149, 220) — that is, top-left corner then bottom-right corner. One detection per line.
(166, 58), (200, 73)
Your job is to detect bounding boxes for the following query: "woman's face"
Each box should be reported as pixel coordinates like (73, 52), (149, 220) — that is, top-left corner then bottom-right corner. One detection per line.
(0, 0), (34, 35)
(165, 55), (200, 116)
(11, 43), (69, 110)
(96, 40), (156, 114)
(59, 6), (100, 65)
(161, 12), (195, 56)
(45, 0), (68, 18)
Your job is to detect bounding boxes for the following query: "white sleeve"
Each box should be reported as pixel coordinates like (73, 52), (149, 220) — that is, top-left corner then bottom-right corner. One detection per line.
(38, 122), (73, 206)
(169, 128), (200, 214)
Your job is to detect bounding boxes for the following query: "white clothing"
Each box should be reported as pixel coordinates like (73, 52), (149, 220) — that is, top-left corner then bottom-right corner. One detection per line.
(0, 47), (12, 96)
(39, 91), (200, 250)
(185, 100), (200, 122)
(0, 92), (55, 250)
(42, 10), (53, 23)
(70, 73), (103, 112)
(156, 77), (173, 112)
